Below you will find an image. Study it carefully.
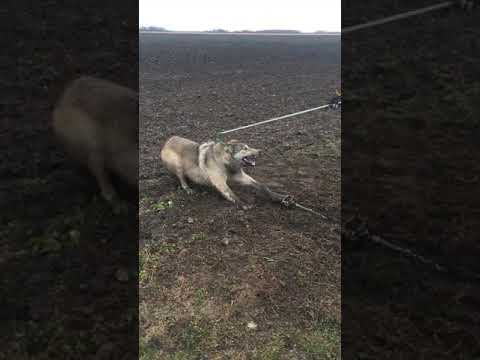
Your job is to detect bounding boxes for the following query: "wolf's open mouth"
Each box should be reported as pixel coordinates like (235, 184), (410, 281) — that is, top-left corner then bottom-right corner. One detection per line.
(241, 155), (256, 167)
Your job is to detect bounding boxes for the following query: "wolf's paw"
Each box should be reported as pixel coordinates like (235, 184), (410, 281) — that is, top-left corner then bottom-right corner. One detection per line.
(241, 204), (254, 211)
(235, 200), (253, 211)
(183, 187), (194, 195)
(280, 195), (295, 208)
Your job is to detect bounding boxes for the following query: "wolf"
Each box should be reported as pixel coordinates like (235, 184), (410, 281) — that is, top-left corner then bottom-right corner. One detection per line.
(160, 136), (291, 209)
(52, 76), (138, 209)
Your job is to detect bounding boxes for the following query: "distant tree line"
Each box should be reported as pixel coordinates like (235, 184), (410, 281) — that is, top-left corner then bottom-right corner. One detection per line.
(314, 30), (341, 34)
(254, 29), (301, 33)
(139, 26), (169, 32)
(205, 29), (229, 33)
(139, 26), (340, 34)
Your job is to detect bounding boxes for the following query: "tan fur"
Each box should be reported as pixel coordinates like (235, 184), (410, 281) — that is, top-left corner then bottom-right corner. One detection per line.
(52, 76), (138, 204)
(160, 136), (287, 207)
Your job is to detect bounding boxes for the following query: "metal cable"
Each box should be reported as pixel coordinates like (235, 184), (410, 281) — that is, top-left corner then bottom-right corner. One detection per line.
(342, 1), (453, 34)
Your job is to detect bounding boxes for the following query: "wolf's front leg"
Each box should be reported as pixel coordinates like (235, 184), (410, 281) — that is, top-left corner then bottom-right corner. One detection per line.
(233, 171), (289, 203)
(208, 173), (251, 209)
(208, 173), (240, 203)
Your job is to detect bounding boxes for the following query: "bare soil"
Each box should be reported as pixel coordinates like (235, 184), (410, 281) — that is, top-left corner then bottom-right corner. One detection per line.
(139, 34), (341, 359)
(342, 3), (480, 358)
(1, 2), (138, 359)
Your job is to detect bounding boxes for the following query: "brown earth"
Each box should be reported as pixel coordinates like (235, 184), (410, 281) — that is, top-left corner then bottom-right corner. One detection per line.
(342, 2), (480, 358)
(139, 34), (341, 359)
(1, 2), (138, 359)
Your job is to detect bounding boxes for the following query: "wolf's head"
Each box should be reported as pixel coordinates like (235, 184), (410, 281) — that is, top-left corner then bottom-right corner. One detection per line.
(217, 139), (260, 169)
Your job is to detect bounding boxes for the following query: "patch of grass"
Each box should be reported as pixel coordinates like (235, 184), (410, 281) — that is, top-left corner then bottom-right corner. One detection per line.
(194, 288), (208, 307)
(25, 213), (84, 255)
(140, 196), (150, 206)
(250, 321), (340, 359)
(254, 334), (286, 360)
(170, 351), (195, 360)
(140, 241), (179, 284)
(28, 236), (62, 254)
(158, 242), (178, 254)
(179, 318), (216, 357)
(191, 232), (207, 242)
(140, 337), (160, 360)
(151, 199), (174, 212)
(139, 245), (162, 285)
(295, 319), (341, 360)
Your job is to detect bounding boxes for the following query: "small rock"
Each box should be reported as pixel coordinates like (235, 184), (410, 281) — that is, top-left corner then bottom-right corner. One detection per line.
(187, 217), (194, 224)
(115, 268), (129, 282)
(247, 321), (258, 330)
(221, 237), (230, 246)
(178, 248), (189, 257)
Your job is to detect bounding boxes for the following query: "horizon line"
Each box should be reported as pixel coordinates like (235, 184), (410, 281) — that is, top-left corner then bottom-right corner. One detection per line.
(138, 26), (341, 34)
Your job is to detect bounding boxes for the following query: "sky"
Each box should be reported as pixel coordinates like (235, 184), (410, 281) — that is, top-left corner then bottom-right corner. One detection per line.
(139, 0), (341, 32)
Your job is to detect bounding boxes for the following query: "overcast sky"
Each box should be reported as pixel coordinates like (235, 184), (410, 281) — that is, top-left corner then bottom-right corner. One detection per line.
(139, 0), (340, 32)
